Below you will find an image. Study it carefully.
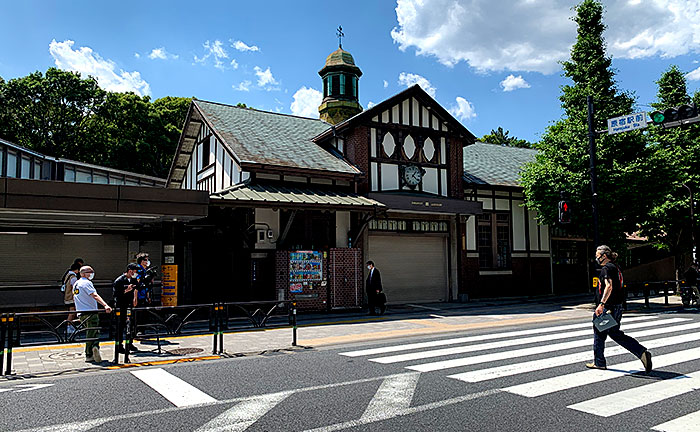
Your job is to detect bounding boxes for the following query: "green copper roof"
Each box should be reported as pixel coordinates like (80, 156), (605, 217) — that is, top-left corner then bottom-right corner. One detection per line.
(463, 142), (537, 187)
(194, 100), (359, 175)
(319, 48), (362, 76)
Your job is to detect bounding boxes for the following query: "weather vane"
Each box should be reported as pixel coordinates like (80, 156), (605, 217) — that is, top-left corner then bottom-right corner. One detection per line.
(336, 26), (344, 49)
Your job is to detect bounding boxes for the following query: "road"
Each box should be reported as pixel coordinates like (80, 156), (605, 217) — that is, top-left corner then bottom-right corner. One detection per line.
(2, 309), (700, 431)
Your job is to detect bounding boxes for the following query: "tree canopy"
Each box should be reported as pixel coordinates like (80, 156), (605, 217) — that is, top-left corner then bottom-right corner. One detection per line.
(0, 68), (191, 178)
(480, 127), (532, 148)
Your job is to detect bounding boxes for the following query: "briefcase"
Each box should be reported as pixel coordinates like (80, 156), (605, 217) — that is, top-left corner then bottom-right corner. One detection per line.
(593, 312), (618, 332)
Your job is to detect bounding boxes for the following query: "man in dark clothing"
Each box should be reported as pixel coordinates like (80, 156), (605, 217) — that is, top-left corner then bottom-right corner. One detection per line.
(135, 252), (155, 306)
(587, 245), (652, 372)
(366, 260), (385, 315)
(684, 262), (700, 303)
(112, 263), (140, 354)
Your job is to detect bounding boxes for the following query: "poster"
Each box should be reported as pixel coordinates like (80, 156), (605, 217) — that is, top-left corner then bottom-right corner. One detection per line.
(161, 264), (178, 306)
(289, 251), (322, 292)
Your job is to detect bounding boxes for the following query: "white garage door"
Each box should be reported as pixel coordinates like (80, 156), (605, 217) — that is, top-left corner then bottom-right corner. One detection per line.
(368, 234), (448, 304)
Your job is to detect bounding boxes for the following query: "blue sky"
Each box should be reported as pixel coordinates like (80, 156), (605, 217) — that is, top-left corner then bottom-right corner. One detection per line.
(1, 0), (700, 143)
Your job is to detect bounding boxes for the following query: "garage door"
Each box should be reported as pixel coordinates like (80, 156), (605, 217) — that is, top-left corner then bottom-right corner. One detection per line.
(368, 235), (447, 303)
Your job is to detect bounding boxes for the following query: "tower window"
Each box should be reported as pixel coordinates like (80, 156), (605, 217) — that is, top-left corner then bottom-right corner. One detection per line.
(323, 77), (329, 97)
(331, 75), (340, 96)
(345, 74), (354, 98)
(340, 74), (345, 96)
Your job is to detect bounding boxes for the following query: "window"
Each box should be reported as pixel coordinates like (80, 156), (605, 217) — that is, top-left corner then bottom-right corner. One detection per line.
(6, 151), (17, 177)
(64, 167), (75, 182)
(34, 161), (41, 179)
(323, 76), (329, 97)
(344, 74), (354, 97)
(20, 157), (31, 179)
(478, 212), (511, 269)
(331, 75), (340, 96)
(76, 169), (92, 183)
(200, 139), (210, 170)
(93, 172), (108, 184)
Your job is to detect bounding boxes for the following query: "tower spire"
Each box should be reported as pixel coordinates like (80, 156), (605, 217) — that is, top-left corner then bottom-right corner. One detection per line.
(336, 26), (344, 49)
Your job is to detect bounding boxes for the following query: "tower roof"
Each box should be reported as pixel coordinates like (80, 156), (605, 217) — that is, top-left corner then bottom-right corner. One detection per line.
(319, 48), (362, 77)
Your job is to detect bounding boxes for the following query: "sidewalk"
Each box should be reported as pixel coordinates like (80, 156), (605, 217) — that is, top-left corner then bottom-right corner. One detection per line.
(1, 294), (684, 379)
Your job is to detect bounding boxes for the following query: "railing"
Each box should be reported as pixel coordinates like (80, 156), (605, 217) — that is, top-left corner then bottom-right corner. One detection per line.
(0, 301), (297, 376)
(625, 280), (681, 308)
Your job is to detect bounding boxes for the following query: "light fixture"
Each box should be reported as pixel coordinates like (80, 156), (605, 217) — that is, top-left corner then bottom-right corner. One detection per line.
(0, 231), (28, 235)
(63, 232), (103, 236)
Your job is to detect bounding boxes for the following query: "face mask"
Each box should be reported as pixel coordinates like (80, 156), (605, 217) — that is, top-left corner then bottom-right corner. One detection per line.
(596, 257), (604, 265)
(145, 260), (151, 267)
(367, 266), (372, 270)
(88, 273), (95, 280)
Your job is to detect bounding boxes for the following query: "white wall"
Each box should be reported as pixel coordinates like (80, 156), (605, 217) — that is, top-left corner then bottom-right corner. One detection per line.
(254, 208), (279, 250)
(336, 211), (351, 248)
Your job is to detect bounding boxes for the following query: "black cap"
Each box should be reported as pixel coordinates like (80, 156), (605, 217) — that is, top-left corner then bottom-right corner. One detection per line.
(127, 263), (140, 271)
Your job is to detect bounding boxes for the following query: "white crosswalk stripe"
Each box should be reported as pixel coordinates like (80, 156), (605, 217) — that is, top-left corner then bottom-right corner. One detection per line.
(131, 368), (218, 407)
(652, 409), (700, 431)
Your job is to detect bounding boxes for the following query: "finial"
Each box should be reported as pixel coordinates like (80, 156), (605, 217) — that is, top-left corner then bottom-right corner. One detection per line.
(336, 26), (344, 49)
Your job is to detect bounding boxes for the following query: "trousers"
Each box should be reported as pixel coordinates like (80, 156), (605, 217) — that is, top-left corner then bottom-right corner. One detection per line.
(593, 304), (646, 367)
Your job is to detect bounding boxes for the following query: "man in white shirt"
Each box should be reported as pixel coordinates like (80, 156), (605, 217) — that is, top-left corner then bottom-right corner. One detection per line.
(73, 266), (112, 362)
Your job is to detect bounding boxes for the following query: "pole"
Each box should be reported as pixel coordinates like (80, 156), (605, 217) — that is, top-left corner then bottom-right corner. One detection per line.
(587, 96), (600, 248)
(683, 184), (697, 262)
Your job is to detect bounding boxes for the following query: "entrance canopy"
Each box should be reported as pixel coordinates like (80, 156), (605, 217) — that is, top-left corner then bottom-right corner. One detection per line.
(368, 192), (482, 215)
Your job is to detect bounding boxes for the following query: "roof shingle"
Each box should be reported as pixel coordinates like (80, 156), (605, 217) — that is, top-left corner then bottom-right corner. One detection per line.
(463, 142), (537, 187)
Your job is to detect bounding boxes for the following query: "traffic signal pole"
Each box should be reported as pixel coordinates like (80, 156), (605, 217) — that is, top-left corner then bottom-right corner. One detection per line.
(587, 96), (601, 247)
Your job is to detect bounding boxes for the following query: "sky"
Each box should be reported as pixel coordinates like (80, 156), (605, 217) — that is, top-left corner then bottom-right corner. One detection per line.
(1, 0), (700, 144)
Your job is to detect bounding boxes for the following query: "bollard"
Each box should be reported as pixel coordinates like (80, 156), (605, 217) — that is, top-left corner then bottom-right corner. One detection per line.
(0, 314), (6, 376)
(644, 283), (650, 308)
(292, 304), (297, 347)
(664, 282), (669, 305)
(218, 305), (224, 354)
(212, 304), (218, 355)
(124, 308), (132, 364)
(5, 314), (15, 376)
(113, 309), (122, 365)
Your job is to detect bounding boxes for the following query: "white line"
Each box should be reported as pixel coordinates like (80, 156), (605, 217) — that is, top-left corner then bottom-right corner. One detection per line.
(429, 314), (446, 319)
(26, 419), (109, 432)
(504, 346), (700, 398)
(370, 318), (687, 364)
(339, 315), (660, 357)
(131, 368), (217, 407)
(568, 370), (700, 417)
(195, 391), (293, 432)
(406, 304), (442, 311)
(449, 331), (700, 383)
(652, 409), (700, 432)
(361, 372), (420, 421)
(406, 321), (700, 373)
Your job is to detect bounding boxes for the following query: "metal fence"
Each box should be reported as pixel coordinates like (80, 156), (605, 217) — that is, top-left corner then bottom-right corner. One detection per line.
(1, 301), (297, 376)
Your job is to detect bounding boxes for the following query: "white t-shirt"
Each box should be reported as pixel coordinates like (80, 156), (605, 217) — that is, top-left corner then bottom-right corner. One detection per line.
(73, 278), (98, 312)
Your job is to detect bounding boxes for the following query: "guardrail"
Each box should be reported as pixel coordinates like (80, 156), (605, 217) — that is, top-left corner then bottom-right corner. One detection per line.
(1, 300), (297, 376)
(625, 280), (682, 308)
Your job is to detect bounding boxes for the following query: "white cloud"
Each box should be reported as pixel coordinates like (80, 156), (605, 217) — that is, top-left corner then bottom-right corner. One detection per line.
(687, 67), (700, 81)
(231, 40), (260, 52)
(367, 101), (376, 108)
(290, 86), (322, 118)
(230, 59), (239, 69)
(195, 40), (229, 70)
(397, 72), (436, 97)
(148, 47), (178, 60)
(391, 0), (700, 74)
(49, 39), (151, 96)
(134, 52), (140, 59)
(449, 96), (476, 122)
(383, 80), (389, 88)
(254, 66), (279, 90)
(233, 80), (252, 92)
(500, 74), (531, 92)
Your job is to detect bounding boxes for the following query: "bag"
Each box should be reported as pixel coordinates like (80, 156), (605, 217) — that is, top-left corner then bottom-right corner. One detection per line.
(59, 270), (70, 292)
(593, 312), (618, 332)
(376, 292), (387, 305)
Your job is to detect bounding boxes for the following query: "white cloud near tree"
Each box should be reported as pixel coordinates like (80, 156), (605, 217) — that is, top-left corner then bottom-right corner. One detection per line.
(195, 40), (229, 70)
(391, 0), (700, 74)
(383, 80), (389, 88)
(49, 39), (151, 96)
(500, 74), (530, 92)
(290, 87), (322, 118)
(233, 80), (251, 92)
(254, 66), (279, 90)
(231, 40), (260, 52)
(148, 47), (178, 60)
(397, 72), (436, 97)
(686, 67), (700, 81)
(449, 97), (476, 122)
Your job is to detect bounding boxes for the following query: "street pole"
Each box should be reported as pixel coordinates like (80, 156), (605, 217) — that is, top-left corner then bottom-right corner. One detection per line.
(587, 96), (600, 247)
(683, 183), (697, 262)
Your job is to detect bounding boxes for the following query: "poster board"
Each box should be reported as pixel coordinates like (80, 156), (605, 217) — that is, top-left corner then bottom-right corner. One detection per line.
(289, 251), (322, 293)
(161, 264), (178, 306)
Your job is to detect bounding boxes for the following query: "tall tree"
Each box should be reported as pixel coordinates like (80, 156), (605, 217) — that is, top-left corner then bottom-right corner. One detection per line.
(480, 127), (532, 148)
(520, 0), (664, 251)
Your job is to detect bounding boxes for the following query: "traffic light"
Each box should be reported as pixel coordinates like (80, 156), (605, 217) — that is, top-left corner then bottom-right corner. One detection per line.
(558, 200), (572, 224)
(650, 103), (698, 127)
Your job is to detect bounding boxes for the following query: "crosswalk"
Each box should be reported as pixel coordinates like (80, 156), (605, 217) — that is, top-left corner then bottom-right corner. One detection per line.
(340, 313), (700, 431)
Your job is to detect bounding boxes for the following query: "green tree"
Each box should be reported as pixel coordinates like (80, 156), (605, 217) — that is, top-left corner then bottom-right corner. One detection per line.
(520, 0), (664, 251)
(480, 127), (532, 148)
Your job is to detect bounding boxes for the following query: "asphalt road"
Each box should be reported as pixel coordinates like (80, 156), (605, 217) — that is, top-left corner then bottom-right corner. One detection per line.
(2, 310), (700, 432)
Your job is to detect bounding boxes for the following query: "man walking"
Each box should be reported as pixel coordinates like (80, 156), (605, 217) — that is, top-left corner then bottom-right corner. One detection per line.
(112, 263), (140, 354)
(73, 266), (112, 362)
(366, 261), (385, 315)
(587, 245), (652, 372)
(62, 262), (80, 335)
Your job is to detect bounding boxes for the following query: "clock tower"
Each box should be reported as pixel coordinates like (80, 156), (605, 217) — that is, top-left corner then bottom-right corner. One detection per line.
(318, 33), (363, 125)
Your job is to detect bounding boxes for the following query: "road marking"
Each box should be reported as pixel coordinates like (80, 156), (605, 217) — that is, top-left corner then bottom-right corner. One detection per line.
(131, 368), (217, 407)
(429, 314), (446, 319)
(361, 372), (420, 421)
(26, 419), (109, 431)
(13, 384), (55, 392)
(568, 370), (700, 417)
(449, 331), (700, 383)
(652, 409), (700, 431)
(504, 346), (700, 397)
(339, 315), (659, 357)
(369, 318), (686, 364)
(406, 321), (700, 372)
(304, 388), (501, 432)
(406, 304), (442, 311)
(195, 391), (293, 432)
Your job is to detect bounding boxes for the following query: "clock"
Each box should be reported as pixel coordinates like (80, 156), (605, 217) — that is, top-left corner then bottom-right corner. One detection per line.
(402, 164), (423, 187)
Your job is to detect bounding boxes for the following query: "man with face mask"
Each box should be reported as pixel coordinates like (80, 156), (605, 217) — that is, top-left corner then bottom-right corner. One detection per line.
(112, 263), (140, 355)
(366, 261), (386, 315)
(135, 252), (155, 306)
(587, 245), (652, 372)
(73, 266), (112, 362)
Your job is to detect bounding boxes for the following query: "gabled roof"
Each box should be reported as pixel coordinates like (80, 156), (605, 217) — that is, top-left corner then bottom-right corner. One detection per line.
(194, 100), (359, 175)
(463, 142), (537, 187)
(312, 85), (477, 143)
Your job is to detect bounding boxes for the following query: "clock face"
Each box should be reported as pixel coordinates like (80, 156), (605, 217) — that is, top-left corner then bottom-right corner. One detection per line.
(403, 164), (423, 187)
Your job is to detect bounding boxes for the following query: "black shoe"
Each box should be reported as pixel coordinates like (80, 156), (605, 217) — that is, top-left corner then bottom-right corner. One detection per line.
(128, 345), (139, 352)
(641, 351), (652, 372)
(115, 345), (126, 354)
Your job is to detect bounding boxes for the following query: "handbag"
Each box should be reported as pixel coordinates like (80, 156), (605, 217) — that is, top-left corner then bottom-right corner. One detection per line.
(593, 312), (618, 332)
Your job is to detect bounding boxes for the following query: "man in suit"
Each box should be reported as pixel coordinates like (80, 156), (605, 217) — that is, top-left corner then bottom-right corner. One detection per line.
(366, 260), (386, 315)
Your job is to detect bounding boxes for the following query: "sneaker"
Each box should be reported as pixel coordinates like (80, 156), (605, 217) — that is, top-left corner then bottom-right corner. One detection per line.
(92, 346), (102, 363)
(585, 362), (607, 370)
(641, 351), (653, 372)
(84, 356), (94, 362)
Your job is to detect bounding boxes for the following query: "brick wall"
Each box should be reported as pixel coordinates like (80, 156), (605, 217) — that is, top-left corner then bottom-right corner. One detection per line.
(345, 126), (370, 195)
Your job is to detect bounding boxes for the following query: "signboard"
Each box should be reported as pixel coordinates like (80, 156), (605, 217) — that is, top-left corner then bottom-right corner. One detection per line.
(161, 264), (178, 306)
(607, 112), (647, 135)
(289, 251), (323, 292)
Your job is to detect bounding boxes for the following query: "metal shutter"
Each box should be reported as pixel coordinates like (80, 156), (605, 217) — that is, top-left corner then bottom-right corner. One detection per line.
(367, 235), (448, 304)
